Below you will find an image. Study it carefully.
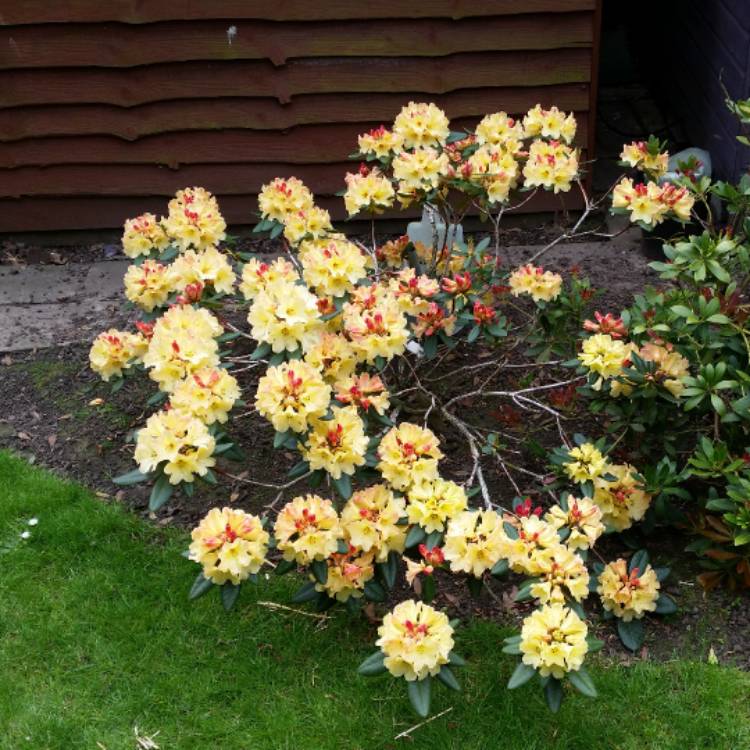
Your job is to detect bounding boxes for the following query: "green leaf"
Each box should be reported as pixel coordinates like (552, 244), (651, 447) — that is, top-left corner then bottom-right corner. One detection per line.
(311, 559), (328, 585)
(568, 667), (597, 698)
(466, 324), (481, 344)
(491, 559), (509, 577)
(332, 473), (353, 500)
(249, 342), (271, 360)
(188, 572), (214, 600)
(448, 651), (466, 667)
(628, 549), (649, 575)
(273, 430), (292, 449)
(405, 525), (427, 548)
(364, 579), (387, 602)
(148, 474), (173, 512)
(706, 259), (731, 283)
(112, 468), (149, 486)
(424, 530), (443, 550)
(269, 222), (284, 239)
(220, 582), (240, 611)
(407, 677), (431, 718)
(357, 651), (387, 676)
(291, 581), (319, 603)
(437, 665), (461, 691)
(654, 593), (678, 615)
(275, 558), (296, 576)
(617, 618), (645, 652)
(507, 661), (536, 689)
(544, 678), (563, 713)
(379, 551), (399, 590)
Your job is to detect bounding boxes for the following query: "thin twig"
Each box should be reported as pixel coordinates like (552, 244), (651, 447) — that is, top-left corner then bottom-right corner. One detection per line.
(394, 707), (454, 740)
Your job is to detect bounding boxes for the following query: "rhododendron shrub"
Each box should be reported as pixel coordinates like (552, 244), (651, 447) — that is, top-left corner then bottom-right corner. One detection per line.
(93, 102), (688, 718)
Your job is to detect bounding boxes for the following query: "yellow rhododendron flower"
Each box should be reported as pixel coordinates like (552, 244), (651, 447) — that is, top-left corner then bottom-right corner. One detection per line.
(388, 268), (439, 316)
(142, 305), (222, 391)
(189, 507), (269, 584)
(522, 139), (579, 193)
(393, 101), (450, 149)
(475, 111), (525, 148)
(501, 515), (562, 576)
(545, 497), (605, 551)
(134, 408), (216, 484)
(334, 373), (390, 415)
(258, 176), (314, 222)
(376, 599), (454, 681)
(523, 105), (577, 144)
(593, 463), (651, 532)
(579, 333), (636, 389)
(122, 212), (169, 259)
(315, 544), (375, 601)
(239, 257), (299, 301)
(392, 148), (450, 196)
(443, 509), (506, 577)
(343, 168), (395, 216)
(247, 279), (323, 353)
(620, 141), (669, 178)
(169, 246), (236, 296)
(303, 331), (357, 383)
(377, 423), (443, 491)
(302, 405), (368, 479)
(520, 602), (588, 678)
(406, 479), (468, 533)
(612, 179), (693, 227)
(597, 558), (660, 621)
(255, 360), (331, 433)
(274, 494), (341, 565)
(124, 259), (174, 312)
(299, 237), (369, 297)
(163, 187), (226, 252)
(341, 484), (407, 561)
(283, 206), (333, 246)
(89, 329), (148, 381)
(343, 292), (409, 365)
(170, 367), (240, 424)
(466, 144), (520, 204)
(563, 443), (608, 484)
(376, 235), (410, 268)
(530, 546), (590, 604)
(358, 125), (403, 159)
(638, 342), (690, 397)
(508, 263), (562, 303)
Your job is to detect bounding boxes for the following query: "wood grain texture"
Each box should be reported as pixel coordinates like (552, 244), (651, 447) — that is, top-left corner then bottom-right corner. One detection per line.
(0, 14), (593, 69)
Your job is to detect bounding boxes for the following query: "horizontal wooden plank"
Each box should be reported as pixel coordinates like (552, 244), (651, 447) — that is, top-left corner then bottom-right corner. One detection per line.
(0, 14), (594, 69)
(0, 114), (589, 167)
(0, 50), (592, 108)
(0, 1), (597, 25)
(0, 190), (585, 232)
(0, 85), (591, 142)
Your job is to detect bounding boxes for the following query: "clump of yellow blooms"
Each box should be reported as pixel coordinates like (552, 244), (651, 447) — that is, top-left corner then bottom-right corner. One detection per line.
(388, 268), (439, 316)
(239, 257), (299, 301)
(376, 599), (454, 681)
(89, 329), (148, 381)
(274, 494), (341, 565)
(258, 176), (314, 222)
(546, 497), (605, 551)
(393, 101), (450, 149)
(283, 206), (333, 245)
(612, 177), (694, 226)
(358, 125), (403, 158)
(530, 546), (590, 604)
(303, 332), (357, 383)
(169, 246), (236, 296)
(162, 187), (226, 251)
(343, 167), (395, 216)
(406, 478), (468, 533)
(593, 463), (651, 532)
(508, 264), (563, 303)
(638, 342), (690, 397)
(475, 111), (525, 149)
(563, 443), (608, 484)
(523, 104), (577, 143)
(343, 291), (409, 364)
(122, 212), (169, 258)
(134, 408), (216, 484)
(170, 367), (240, 424)
(189, 507), (269, 584)
(466, 145), (519, 204)
(520, 603), (588, 678)
(300, 237), (369, 297)
(377, 423), (443, 491)
(340, 484), (407, 561)
(502, 515), (562, 576)
(255, 360), (331, 433)
(247, 279), (322, 353)
(142, 305), (222, 391)
(124, 259), (174, 312)
(443, 509), (506, 577)
(522, 139), (579, 193)
(334, 373), (390, 415)
(597, 558), (660, 621)
(620, 141), (669, 178)
(579, 333), (635, 388)
(392, 148), (450, 197)
(316, 544), (375, 601)
(303, 405), (368, 479)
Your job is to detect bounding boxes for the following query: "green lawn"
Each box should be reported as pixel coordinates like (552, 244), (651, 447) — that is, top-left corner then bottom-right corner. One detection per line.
(1, 450), (748, 750)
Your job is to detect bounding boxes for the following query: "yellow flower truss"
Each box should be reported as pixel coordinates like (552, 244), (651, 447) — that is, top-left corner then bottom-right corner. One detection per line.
(239, 257), (300, 301)
(162, 187), (226, 252)
(522, 105), (577, 144)
(274, 494), (341, 565)
(392, 101), (450, 149)
(475, 111), (525, 148)
(620, 141), (669, 179)
(343, 169), (396, 217)
(189, 507), (269, 585)
(134, 408), (216, 484)
(388, 268), (439, 316)
(529, 545), (590, 604)
(563, 443), (608, 484)
(545, 497), (605, 551)
(467, 145), (520, 204)
(358, 125), (403, 159)
(508, 263), (562, 303)
(255, 360), (331, 434)
(89, 329), (148, 382)
(579, 333), (635, 386)
(247, 278), (323, 353)
(520, 602), (588, 679)
(314, 544), (375, 602)
(377, 422), (443, 492)
(334, 373), (390, 415)
(340, 484), (407, 561)
(522, 139), (579, 194)
(638, 342), (690, 397)
(122, 212), (169, 259)
(593, 463), (651, 532)
(169, 246), (236, 296)
(142, 305), (222, 391)
(443, 509), (506, 578)
(282, 206), (333, 246)
(258, 176), (315, 223)
(392, 147), (450, 196)
(406, 478), (468, 534)
(597, 558), (660, 621)
(170, 367), (241, 425)
(124, 259), (174, 312)
(343, 291), (409, 365)
(501, 515), (561, 576)
(303, 331), (357, 384)
(376, 599), (454, 681)
(299, 237), (369, 297)
(302, 405), (368, 479)
(612, 178), (693, 227)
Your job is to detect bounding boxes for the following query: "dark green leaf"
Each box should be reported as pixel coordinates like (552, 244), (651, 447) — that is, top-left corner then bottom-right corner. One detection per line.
(628, 549), (650, 575)
(112, 468), (149, 486)
(544, 678), (564, 713)
(379, 551), (399, 590)
(654, 593), (678, 615)
(357, 651), (387, 676)
(405, 525), (427, 548)
(507, 662), (536, 689)
(617, 618), (645, 652)
(220, 582), (240, 611)
(407, 677), (431, 718)
(437, 665), (461, 691)
(333, 473), (353, 500)
(491, 559), (509, 577)
(448, 651), (466, 667)
(568, 667), (597, 698)
(149, 474), (173, 512)
(311, 559), (328, 585)
(188, 572), (214, 600)
(364, 579), (387, 602)
(292, 581), (319, 603)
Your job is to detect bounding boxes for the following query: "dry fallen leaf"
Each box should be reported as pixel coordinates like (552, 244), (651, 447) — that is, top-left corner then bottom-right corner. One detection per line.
(17, 432), (31, 441)
(89, 398), (105, 407)
(47, 434), (58, 449)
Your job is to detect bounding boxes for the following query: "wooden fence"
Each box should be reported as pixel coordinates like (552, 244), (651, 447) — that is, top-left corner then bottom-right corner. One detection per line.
(0, 1), (602, 232)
